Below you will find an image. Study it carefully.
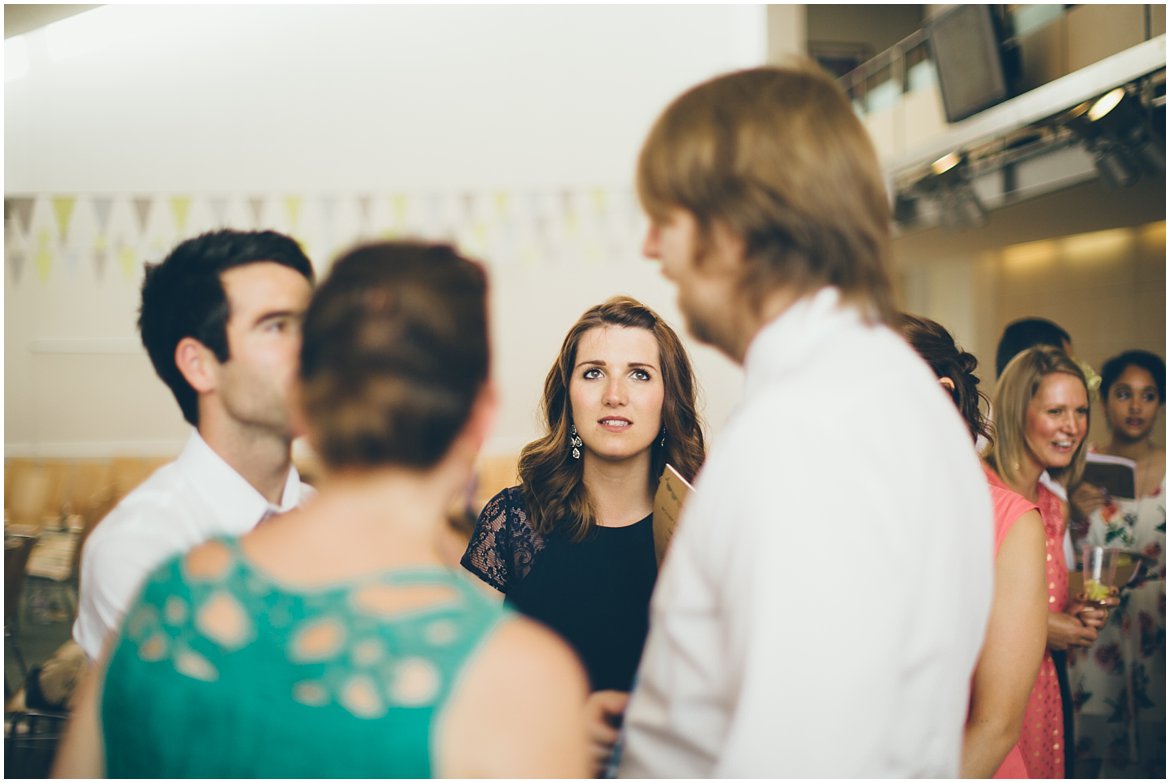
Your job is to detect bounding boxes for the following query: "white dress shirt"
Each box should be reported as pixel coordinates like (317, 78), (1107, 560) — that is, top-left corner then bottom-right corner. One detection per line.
(619, 288), (994, 778)
(73, 430), (311, 660)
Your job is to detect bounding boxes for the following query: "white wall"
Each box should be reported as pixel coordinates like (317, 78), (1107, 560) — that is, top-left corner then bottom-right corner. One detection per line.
(5, 4), (770, 458)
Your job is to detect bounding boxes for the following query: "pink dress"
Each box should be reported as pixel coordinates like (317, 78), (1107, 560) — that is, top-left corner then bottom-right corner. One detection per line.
(985, 466), (1067, 779)
(983, 470), (1039, 779)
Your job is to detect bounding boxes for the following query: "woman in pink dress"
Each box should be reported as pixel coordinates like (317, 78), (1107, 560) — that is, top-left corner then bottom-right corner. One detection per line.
(986, 345), (1109, 777)
(900, 315), (1047, 777)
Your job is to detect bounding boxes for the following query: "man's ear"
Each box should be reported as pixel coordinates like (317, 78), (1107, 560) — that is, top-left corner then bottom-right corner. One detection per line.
(708, 218), (748, 273)
(175, 337), (218, 394)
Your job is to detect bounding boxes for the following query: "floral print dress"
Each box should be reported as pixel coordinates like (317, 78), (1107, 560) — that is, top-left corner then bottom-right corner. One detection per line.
(1069, 476), (1166, 778)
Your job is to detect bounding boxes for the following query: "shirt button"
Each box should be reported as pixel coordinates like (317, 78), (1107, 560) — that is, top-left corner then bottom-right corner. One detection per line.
(1050, 596), (1057, 603)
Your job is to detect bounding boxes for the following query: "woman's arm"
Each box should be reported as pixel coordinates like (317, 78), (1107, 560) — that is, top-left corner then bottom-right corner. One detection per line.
(51, 648), (107, 778)
(961, 510), (1047, 778)
(438, 617), (590, 778)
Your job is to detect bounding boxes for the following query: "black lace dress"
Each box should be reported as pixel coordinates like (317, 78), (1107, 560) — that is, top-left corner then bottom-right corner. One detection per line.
(461, 486), (658, 692)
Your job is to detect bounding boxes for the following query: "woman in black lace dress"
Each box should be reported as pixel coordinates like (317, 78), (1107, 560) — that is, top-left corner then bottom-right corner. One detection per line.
(462, 296), (704, 698)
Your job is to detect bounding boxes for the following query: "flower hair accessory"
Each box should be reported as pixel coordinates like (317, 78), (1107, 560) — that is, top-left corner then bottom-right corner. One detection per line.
(1073, 356), (1102, 403)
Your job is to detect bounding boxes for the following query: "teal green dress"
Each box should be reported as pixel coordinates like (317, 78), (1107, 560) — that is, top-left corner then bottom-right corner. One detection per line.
(101, 537), (511, 778)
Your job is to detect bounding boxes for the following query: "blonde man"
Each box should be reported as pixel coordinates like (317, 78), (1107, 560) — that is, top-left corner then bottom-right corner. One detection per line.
(615, 63), (995, 777)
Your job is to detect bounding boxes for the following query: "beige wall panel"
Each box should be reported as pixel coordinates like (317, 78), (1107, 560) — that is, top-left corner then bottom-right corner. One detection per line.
(1017, 17), (1068, 92)
(900, 87), (948, 153)
(1151, 4), (1166, 36)
(1066, 4), (1149, 72)
(862, 107), (899, 162)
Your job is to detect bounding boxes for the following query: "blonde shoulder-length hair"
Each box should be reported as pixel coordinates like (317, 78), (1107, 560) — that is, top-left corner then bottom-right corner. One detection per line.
(987, 345), (1089, 490)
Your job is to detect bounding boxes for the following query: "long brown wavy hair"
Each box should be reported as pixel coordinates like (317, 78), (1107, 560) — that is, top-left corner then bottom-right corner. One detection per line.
(519, 296), (706, 542)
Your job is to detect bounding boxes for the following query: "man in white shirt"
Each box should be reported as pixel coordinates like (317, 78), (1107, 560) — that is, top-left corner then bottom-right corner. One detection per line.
(616, 64), (995, 777)
(73, 230), (315, 661)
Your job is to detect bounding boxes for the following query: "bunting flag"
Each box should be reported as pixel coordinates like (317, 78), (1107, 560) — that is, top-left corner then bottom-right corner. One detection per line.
(5, 210), (28, 284)
(7, 197), (35, 233)
(34, 228), (54, 283)
(132, 197), (152, 234)
(1, 187), (645, 287)
(169, 196), (192, 236)
(208, 197), (228, 227)
(118, 244), (138, 281)
(247, 197), (265, 228)
(284, 196), (303, 231)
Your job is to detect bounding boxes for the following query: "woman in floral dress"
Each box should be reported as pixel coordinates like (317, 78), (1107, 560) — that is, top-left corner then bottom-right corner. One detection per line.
(1070, 350), (1165, 778)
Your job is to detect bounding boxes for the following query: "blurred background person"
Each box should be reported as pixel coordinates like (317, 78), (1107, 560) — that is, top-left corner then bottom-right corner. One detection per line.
(53, 242), (590, 778)
(1069, 349), (1165, 779)
(461, 296), (704, 769)
(995, 318), (1073, 379)
(900, 314), (1048, 778)
(985, 345), (1108, 778)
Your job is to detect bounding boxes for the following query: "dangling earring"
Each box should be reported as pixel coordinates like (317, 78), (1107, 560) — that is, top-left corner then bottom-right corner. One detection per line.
(659, 426), (667, 449)
(569, 424), (583, 460)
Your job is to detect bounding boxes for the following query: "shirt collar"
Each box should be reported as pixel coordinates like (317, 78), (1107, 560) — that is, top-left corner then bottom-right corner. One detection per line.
(742, 287), (861, 401)
(176, 430), (306, 528)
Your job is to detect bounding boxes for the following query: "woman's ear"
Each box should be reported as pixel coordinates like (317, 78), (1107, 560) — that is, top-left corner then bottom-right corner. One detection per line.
(175, 337), (217, 394)
(939, 377), (956, 393)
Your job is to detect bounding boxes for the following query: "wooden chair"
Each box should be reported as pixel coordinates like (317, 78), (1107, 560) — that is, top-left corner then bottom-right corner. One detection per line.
(4, 538), (35, 687)
(4, 709), (70, 778)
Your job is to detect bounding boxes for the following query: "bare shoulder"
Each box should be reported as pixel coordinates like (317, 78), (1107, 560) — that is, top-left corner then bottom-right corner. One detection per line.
(436, 615), (590, 777)
(183, 539), (233, 580)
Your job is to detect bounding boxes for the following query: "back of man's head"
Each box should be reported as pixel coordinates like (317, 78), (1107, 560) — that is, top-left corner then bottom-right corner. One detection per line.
(995, 317), (1071, 377)
(636, 61), (895, 324)
(138, 229), (314, 427)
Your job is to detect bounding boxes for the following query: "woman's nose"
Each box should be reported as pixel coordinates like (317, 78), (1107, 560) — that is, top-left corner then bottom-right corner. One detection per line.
(603, 379), (626, 406)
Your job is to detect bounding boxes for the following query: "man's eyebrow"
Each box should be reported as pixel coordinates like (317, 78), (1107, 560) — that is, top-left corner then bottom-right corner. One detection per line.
(250, 308), (303, 326)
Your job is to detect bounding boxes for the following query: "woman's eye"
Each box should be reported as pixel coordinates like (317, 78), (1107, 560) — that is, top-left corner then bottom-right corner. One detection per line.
(583, 368), (602, 380)
(632, 369), (651, 381)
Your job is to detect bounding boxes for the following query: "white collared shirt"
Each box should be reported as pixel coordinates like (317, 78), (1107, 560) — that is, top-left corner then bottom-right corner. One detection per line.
(73, 430), (312, 660)
(619, 288), (994, 778)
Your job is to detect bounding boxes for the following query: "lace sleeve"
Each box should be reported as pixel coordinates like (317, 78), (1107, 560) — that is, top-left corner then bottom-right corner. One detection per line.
(460, 487), (544, 592)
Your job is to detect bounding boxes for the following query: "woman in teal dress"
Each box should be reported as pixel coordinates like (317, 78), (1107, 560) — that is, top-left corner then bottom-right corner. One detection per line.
(53, 242), (591, 778)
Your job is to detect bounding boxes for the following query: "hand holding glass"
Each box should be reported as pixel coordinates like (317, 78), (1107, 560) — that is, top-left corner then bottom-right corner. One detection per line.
(1081, 545), (1119, 608)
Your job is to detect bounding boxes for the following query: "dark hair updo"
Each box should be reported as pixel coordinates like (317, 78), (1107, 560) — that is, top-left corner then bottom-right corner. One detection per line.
(897, 313), (993, 445)
(299, 242), (489, 470)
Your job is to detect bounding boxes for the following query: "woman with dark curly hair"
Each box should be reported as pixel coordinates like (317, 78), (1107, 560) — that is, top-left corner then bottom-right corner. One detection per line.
(461, 295), (705, 699)
(899, 314), (1048, 777)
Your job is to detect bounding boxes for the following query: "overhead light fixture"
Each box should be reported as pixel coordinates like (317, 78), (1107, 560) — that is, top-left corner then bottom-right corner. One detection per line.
(911, 151), (987, 230)
(1066, 84), (1164, 188)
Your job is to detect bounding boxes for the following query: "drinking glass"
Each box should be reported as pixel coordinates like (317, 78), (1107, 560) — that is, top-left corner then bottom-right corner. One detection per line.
(1081, 544), (1118, 608)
